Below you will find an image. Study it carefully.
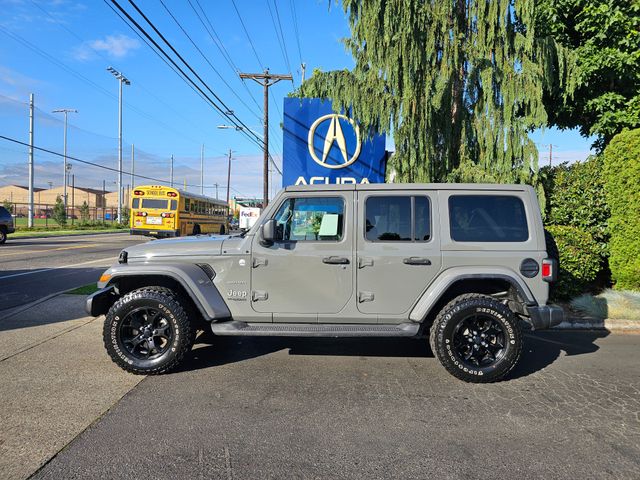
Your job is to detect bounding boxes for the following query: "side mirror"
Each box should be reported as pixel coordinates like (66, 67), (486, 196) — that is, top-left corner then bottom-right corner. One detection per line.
(261, 219), (277, 245)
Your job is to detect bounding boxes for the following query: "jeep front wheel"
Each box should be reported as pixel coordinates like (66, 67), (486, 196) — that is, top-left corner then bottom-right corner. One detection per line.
(429, 294), (522, 383)
(103, 288), (194, 375)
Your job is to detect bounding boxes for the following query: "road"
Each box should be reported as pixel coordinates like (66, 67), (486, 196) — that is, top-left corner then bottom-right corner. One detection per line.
(0, 233), (146, 311)
(34, 330), (640, 480)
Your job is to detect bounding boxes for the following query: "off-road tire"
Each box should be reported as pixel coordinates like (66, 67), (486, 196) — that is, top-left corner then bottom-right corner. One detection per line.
(0, 227), (6, 244)
(429, 294), (523, 383)
(103, 288), (195, 375)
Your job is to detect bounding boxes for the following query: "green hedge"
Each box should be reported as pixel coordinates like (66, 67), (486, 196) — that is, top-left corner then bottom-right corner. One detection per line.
(603, 129), (640, 290)
(540, 156), (609, 257)
(546, 225), (601, 300)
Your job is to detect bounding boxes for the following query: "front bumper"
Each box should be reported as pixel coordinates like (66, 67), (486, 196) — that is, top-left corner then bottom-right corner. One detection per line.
(85, 285), (118, 317)
(526, 304), (565, 330)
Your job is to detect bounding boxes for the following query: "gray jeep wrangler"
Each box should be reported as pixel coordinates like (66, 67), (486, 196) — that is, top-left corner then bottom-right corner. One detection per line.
(88, 183), (563, 383)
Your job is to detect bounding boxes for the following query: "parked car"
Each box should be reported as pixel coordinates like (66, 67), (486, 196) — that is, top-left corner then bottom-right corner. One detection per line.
(87, 183), (562, 383)
(0, 206), (15, 244)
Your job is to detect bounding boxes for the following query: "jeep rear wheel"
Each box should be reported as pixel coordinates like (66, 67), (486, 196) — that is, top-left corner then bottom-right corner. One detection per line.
(429, 294), (522, 383)
(103, 289), (195, 375)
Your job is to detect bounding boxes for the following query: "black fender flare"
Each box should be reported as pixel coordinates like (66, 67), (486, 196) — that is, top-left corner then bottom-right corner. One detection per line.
(91, 263), (231, 320)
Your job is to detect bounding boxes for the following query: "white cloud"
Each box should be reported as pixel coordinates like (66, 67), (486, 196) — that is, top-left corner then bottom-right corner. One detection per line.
(73, 34), (140, 61)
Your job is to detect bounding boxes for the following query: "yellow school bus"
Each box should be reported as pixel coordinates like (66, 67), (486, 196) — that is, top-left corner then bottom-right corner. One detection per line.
(130, 185), (229, 238)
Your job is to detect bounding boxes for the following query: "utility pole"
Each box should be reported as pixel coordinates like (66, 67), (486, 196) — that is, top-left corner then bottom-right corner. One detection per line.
(28, 94), (34, 228)
(549, 144), (553, 167)
(52, 108), (77, 212)
(170, 155), (174, 188)
(239, 69), (292, 206)
(214, 183), (219, 200)
(71, 174), (75, 226)
(131, 143), (135, 189)
(200, 144), (205, 195)
(107, 67), (130, 224)
(226, 149), (233, 207)
(102, 180), (106, 221)
(301, 62), (306, 83)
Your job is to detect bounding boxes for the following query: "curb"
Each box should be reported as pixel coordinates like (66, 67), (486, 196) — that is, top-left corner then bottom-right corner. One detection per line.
(553, 316), (640, 333)
(9, 230), (127, 240)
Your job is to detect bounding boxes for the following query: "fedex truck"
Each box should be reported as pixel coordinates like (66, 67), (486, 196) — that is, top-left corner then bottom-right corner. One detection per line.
(239, 206), (261, 230)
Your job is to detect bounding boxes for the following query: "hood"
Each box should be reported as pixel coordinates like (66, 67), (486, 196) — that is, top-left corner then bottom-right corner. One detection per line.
(125, 234), (228, 260)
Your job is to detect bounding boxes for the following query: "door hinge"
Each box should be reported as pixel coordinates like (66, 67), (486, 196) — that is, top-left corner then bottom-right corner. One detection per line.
(252, 257), (268, 268)
(358, 257), (374, 269)
(358, 291), (375, 303)
(252, 290), (269, 302)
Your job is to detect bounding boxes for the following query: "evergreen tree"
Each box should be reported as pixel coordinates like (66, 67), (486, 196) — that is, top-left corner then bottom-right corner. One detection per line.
(295, 0), (568, 187)
(52, 196), (67, 226)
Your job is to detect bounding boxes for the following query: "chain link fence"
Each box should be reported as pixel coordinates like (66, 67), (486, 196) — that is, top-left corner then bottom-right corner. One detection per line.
(3, 202), (126, 229)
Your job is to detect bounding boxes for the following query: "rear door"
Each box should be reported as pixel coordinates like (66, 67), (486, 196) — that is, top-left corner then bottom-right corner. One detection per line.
(356, 190), (442, 317)
(250, 191), (354, 320)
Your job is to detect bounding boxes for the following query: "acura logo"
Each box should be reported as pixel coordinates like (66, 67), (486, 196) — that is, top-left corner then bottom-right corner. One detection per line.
(307, 113), (361, 169)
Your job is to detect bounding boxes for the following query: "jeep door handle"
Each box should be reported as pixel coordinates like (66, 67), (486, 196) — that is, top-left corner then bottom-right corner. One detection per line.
(403, 257), (431, 265)
(322, 256), (350, 265)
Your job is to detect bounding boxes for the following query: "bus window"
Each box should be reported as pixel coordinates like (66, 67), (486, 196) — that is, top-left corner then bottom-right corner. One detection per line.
(170, 199), (177, 210)
(184, 198), (190, 211)
(132, 198), (140, 209)
(141, 199), (168, 209)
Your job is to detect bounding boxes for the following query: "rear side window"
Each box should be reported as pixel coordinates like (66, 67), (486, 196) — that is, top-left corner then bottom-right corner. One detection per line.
(132, 198), (140, 209)
(449, 195), (528, 242)
(365, 196), (431, 242)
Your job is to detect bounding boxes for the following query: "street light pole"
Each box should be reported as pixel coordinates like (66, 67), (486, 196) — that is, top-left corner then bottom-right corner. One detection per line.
(52, 108), (77, 213)
(200, 144), (205, 195)
(226, 149), (233, 207)
(107, 67), (130, 224)
(170, 155), (174, 188)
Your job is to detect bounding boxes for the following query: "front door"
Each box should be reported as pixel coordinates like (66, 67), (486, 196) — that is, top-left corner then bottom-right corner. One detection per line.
(251, 192), (354, 320)
(356, 191), (442, 317)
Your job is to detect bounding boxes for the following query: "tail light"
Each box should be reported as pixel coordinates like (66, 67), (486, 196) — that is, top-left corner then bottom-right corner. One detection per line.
(542, 258), (557, 282)
(135, 211), (147, 217)
(161, 212), (175, 218)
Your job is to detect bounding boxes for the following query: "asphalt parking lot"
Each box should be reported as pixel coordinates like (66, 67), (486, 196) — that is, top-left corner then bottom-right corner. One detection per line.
(32, 326), (640, 479)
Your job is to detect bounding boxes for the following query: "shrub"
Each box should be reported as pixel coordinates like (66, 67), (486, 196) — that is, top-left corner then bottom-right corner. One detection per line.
(540, 155), (609, 257)
(571, 290), (640, 321)
(603, 129), (640, 290)
(52, 196), (66, 226)
(546, 225), (601, 300)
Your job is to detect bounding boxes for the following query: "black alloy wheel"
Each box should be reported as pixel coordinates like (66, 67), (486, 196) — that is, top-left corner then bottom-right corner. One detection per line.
(451, 314), (506, 369)
(119, 306), (174, 360)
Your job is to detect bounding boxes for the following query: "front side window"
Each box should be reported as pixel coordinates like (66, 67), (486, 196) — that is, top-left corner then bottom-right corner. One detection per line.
(141, 199), (167, 209)
(449, 195), (528, 242)
(273, 197), (344, 241)
(365, 196), (431, 242)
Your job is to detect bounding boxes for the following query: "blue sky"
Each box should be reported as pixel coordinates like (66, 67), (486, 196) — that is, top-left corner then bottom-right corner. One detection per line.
(0, 0), (593, 198)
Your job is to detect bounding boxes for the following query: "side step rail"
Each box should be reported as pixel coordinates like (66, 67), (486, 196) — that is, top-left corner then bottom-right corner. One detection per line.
(210, 321), (420, 338)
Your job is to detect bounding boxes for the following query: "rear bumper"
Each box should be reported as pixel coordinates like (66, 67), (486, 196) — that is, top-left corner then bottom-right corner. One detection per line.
(85, 286), (118, 317)
(130, 229), (179, 238)
(526, 304), (565, 330)
(7, 226), (15, 234)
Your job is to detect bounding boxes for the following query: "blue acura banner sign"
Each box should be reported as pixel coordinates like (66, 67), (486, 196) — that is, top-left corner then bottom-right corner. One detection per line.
(282, 98), (386, 187)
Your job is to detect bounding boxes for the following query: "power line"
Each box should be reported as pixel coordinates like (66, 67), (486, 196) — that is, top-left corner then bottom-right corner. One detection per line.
(230, 0), (265, 70)
(266, 0), (293, 79)
(158, 0), (262, 120)
(289, 0), (303, 66)
(0, 134), (244, 194)
(107, 0), (264, 150)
